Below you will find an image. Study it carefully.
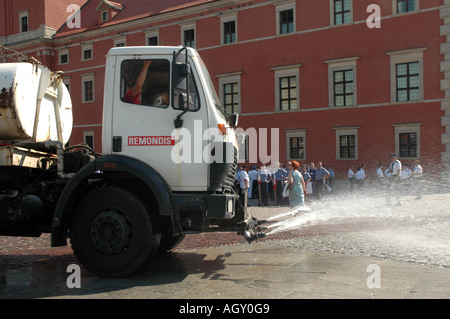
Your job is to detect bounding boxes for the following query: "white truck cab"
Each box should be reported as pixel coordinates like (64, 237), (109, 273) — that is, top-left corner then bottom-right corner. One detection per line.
(0, 46), (262, 278)
(102, 46), (238, 192)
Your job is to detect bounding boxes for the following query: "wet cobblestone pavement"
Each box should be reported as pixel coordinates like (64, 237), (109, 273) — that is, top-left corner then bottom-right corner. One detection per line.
(1, 189), (449, 299)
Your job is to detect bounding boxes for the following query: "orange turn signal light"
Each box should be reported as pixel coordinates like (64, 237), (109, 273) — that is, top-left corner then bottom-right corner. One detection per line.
(218, 124), (227, 135)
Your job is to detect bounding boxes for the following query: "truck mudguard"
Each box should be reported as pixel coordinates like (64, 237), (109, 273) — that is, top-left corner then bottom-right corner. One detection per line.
(51, 155), (174, 247)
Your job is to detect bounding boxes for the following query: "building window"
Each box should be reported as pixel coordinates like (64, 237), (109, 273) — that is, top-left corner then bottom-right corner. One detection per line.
(101, 11), (108, 21)
(325, 57), (358, 107)
(218, 72), (242, 114)
(83, 131), (95, 149)
(394, 123), (421, 159)
(334, 69), (354, 106)
(145, 31), (159, 46)
(399, 132), (417, 157)
(114, 37), (126, 47)
(272, 65), (301, 112)
(387, 47), (425, 103)
(224, 21), (236, 44)
(223, 83), (239, 114)
(84, 81), (94, 102)
(334, 126), (359, 160)
(396, 0), (417, 14)
(333, 0), (352, 25)
(289, 137), (304, 159)
(59, 50), (69, 65)
(285, 129), (306, 161)
(276, 2), (296, 35)
(280, 9), (294, 34)
(21, 16), (29, 32)
(183, 29), (195, 48)
(339, 135), (356, 158)
(396, 62), (419, 102)
(81, 74), (95, 103)
(148, 36), (158, 46)
(279, 76), (297, 111)
(82, 45), (93, 61)
(19, 11), (29, 33)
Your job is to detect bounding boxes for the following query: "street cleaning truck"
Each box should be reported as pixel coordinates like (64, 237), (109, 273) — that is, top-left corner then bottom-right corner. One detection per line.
(0, 46), (265, 277)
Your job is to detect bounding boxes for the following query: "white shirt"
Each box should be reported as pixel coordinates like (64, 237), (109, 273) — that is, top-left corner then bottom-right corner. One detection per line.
(376, 167), (384, 178)
(399, 168), (411, 180)
(248, 169), (258, 181)
(391, 160), (401, 177)
(348, 169), (355, 179)
(239, 170), (249, 189)
(355, 170), (365, 180)
(412, 165), (423, 177)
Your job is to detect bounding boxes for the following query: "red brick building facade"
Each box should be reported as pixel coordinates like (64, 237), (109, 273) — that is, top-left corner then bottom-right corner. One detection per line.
(1, 0), (449, 180)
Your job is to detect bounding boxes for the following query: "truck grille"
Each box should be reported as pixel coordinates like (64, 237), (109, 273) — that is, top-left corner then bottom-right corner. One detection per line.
(209, 142), (237, 193)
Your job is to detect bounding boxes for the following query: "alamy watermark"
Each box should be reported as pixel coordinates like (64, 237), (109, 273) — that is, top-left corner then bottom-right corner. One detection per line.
(366, 264), (381, 289)
(66, 4), (81, 29)
(168, 121), (279, 165)
(66, 264), (81, 289)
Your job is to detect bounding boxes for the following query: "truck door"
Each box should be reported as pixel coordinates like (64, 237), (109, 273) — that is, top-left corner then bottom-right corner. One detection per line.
(111, 54), (208, 191)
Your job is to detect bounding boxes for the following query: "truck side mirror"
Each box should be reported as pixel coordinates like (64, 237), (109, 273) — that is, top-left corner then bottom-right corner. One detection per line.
(176, 62), (190, 78)
(172, 47), (191, 128)
(228, 113), (239, 128)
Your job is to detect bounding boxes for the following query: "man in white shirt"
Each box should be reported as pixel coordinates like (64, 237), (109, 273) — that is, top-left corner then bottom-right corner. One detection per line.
(412, 159), (423, 200)
(376, 163), (384, 179)
(387, 153), (402, 206)
(239, 165), (250, 208)
(248, 167), (258, 199)
(348, 166), (355, 191)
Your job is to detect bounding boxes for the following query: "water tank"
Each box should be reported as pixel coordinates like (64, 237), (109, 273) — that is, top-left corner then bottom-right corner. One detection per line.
(0, 63), (73, 144)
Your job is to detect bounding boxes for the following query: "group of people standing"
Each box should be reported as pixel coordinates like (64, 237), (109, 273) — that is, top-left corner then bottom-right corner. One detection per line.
(235, 160), (335, 209)
(347, 153), (424, 205)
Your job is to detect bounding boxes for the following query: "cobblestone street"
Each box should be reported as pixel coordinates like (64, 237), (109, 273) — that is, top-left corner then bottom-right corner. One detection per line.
(1, 186), (450, 299)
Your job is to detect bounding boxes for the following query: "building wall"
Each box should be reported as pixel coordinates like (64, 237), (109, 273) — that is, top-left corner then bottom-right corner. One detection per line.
(1, 0), (448, 180)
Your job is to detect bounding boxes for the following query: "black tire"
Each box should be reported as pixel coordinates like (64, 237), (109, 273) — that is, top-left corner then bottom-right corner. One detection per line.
(70, 186), (159, 277)
(158, 234), (185, 253)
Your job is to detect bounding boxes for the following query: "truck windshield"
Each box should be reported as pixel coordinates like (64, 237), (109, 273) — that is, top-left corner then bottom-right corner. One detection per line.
(194, 55), (228, 121)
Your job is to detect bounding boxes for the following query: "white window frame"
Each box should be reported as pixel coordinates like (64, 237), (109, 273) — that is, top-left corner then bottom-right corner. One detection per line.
(181, 23), (196, 48)
(58, 50), (69, 65)
(221, 13), (238, 45)
(393, 0), (419, 14)
(325, 56), (359, 107)
(217, 72), (242, 114)
(81, 44), (93, 61)
(18, 10), (29, 33)
(81, 73), (95, 103)
(386, 47), (426, 103)
(272, 64), (302, 112)
(114, 36), (126, 47)
(145, 30), (159, 46)
(275, 1), (296, 36)
(285, 129), (307, 161)
(330, 0), (353, 26)
(334, 126), (359, 160)
(101, 10), (109, 21)
(393, 122), (421, 159)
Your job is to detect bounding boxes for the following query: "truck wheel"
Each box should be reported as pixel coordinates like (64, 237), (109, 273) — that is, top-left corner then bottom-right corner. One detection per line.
(70, 186), (159, 277)
(158, 234), (185, 252)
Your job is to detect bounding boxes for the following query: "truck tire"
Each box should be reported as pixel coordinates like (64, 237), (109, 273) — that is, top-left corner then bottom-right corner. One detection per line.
(158, 234), (185, 252)
(70, 186), (159, 277)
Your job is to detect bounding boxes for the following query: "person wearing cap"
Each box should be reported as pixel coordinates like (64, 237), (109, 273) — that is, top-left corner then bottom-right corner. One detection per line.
(387, 153), (402, 206)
